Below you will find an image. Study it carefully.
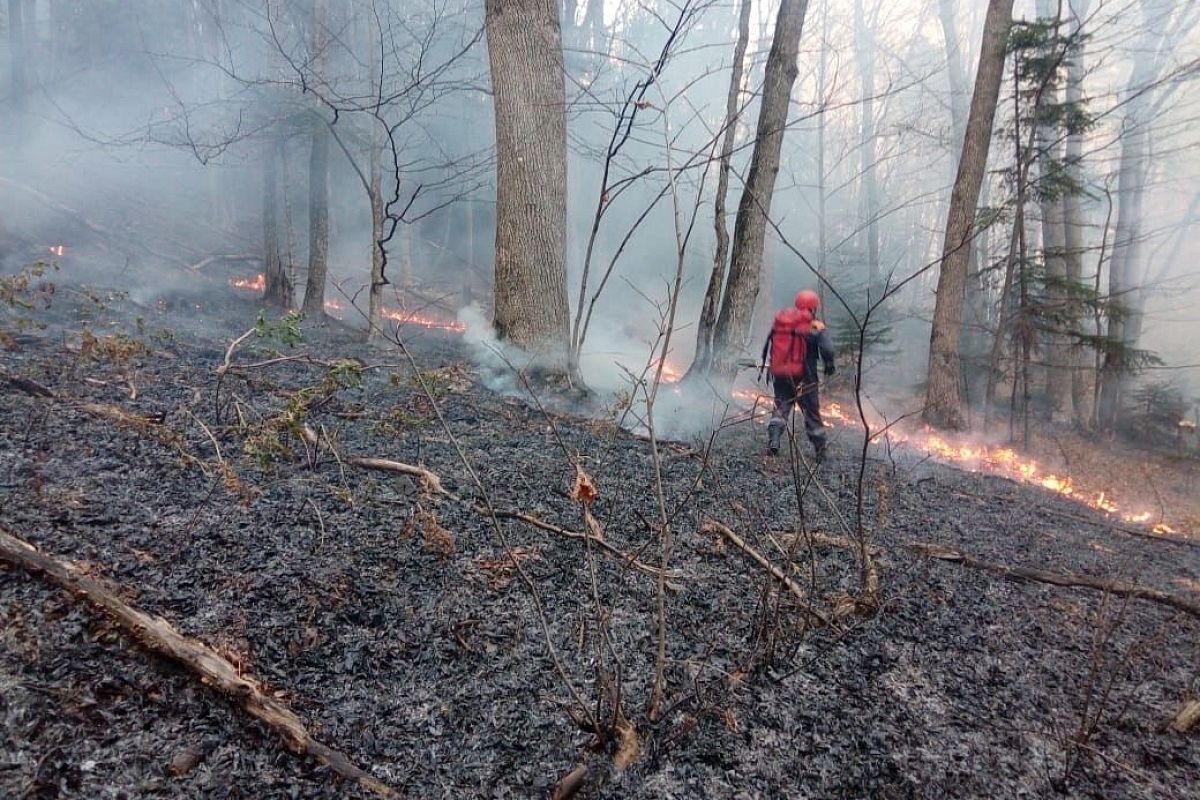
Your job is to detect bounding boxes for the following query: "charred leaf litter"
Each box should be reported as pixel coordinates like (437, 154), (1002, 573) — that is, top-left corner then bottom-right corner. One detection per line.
(1, 285), (1197, 799)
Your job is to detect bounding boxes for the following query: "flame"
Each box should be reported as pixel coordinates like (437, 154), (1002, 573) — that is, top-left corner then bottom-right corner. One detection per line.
(227, 274), (465, 332)
(49, 245), (66, 257)
(230, 273), (267, 291)
(381, 307), (466, 332)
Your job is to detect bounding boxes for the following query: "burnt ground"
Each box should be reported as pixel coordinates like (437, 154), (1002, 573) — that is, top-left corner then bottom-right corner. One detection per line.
(1, 286), (1198, 799)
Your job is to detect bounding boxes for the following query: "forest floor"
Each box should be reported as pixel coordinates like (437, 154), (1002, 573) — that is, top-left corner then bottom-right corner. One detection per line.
(1, 279), (1198, 799)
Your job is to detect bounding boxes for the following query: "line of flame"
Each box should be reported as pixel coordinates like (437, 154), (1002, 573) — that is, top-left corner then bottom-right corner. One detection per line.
(228, 274), (465, 332)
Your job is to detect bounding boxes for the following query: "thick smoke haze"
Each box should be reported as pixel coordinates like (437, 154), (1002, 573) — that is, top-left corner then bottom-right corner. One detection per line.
(2, 0), (1198, 435)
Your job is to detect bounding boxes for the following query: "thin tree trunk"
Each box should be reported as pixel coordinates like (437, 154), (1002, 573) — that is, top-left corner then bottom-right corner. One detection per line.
(8, 0), (28, 113)
(486, 0), (571, 374)
(854, 0), (880, 291)
(688, 0), (752, 378)
(924, 0), (1015, 430)
(366, 10), (385, 340)
(707, 0), (810, 382)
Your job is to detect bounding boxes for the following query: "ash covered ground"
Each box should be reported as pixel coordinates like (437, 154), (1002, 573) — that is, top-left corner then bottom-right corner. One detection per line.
(1, 283), (1198, 799)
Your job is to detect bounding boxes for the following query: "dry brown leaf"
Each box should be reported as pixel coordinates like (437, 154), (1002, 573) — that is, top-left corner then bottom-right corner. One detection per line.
(571, 466), (598, 505)
(613, 717), (640, 772)
(723, 708), (739, 732)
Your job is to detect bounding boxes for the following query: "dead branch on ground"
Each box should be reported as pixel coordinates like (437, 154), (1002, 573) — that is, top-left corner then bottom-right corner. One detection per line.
(705, 520), (834, 627)
(909, 542), (1200, 620)
(0, 527), (397, 797)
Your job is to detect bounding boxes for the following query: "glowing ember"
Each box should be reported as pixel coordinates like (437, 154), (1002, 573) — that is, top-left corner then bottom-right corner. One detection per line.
(48, 245), (66, 257)
(230, 273), (266, 291)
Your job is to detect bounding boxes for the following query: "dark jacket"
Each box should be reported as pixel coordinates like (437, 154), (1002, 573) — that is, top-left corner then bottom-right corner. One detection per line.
(762, 319), (836, 383)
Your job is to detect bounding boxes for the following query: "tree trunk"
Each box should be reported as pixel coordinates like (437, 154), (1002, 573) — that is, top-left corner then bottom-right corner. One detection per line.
(262, 133), (294, 309)
(1098, 106), (1150, 430)
(924, 0), (1014, 430)
(8, 0), (28, 113)
(1036, 0), (1072, 424)
(688, 0), (752, 378)
(485, 0), (571, 373)
(301, 0), (330, 319)
(366, 11), (385, 341)
(707, 0), (809, 382)
(854, 0), (880, 291)
(302, 121), (331, 318)
(1062, 0), (1090, 423)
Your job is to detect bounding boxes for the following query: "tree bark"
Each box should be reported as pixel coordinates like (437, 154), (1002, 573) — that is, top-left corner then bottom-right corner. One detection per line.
(262, 133), (294, 309)
(1037, 0), (1073, 424)
(301, 0), (331, 319)
(366, 11), (385, 341)
(486, 0), (571, 373)
(707, 0), (809, 382)
(924, 0), (1015, 430)
(8, 0), (28, 113)
(688, 0), (752, 378)
(854, 0), (880, 290)
(1062, 0), (1090, 423)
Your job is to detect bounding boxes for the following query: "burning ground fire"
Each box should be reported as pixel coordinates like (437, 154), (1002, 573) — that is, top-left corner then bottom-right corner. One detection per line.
(229, 274), (466, 332)
(796, 398), (1176, 534)
(223, 285), (1181, 535)
(663, 369), (1180, 535)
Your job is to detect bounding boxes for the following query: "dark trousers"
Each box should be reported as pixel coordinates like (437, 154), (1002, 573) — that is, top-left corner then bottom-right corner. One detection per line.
(769, 376), (826, 450)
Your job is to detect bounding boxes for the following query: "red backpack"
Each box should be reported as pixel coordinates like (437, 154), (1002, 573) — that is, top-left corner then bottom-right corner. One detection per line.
(768, 308), (811, 379)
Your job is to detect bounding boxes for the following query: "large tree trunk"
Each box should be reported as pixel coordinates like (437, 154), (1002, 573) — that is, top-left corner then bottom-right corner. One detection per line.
(302, 121), (331, 318)
(301, 0), (331, 319)
(262, 133), (294, 309)
(706, 0), (809, 381)
(485, 0), (571, 373)
(1036, 0), (1073, 424)
(1062, 0), (1090, 423)
(687, 0), (752, 378)
(923, 0), (1014, 430)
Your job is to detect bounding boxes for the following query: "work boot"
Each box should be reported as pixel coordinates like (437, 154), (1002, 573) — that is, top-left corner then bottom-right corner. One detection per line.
(767, 419), (784, 456)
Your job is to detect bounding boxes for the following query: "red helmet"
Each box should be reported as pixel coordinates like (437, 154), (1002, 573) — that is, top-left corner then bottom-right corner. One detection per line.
(794, 289), (820, 311)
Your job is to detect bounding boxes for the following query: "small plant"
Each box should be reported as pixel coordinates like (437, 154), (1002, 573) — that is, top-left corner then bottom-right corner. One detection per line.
(79, 330), (150, 365)
(254, 310), (305, 347)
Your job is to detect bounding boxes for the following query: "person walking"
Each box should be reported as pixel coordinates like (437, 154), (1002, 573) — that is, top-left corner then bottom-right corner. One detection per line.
(762, 289), (835, 459)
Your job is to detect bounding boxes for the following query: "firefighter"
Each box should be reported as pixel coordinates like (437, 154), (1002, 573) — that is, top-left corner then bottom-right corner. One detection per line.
(762, 289), (836, 460)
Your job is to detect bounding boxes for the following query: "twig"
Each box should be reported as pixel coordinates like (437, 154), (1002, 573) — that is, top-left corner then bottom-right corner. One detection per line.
(488, 507), (684, 587)
(705, 520), (834, 626)
(347, 456), (445, 495)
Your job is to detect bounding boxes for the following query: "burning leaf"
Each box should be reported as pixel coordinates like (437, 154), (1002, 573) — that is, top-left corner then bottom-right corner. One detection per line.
(571, 466), (599, 506)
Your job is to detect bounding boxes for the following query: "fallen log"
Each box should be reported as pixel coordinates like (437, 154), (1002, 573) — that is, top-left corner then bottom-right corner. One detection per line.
(908, 542), (1200, 620)
(0, 527), (397, 797)
(1170, 699), (1200, 734)
(705, 520), (833, 626)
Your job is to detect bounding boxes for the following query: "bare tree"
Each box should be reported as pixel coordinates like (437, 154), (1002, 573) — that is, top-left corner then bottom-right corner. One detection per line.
(486, 0), (571, 373)
(703, 0), (810, 382)
(262, 131), (295, 308)
(1062, 0), (1091, 421)
(924, 0), (1015, 430)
